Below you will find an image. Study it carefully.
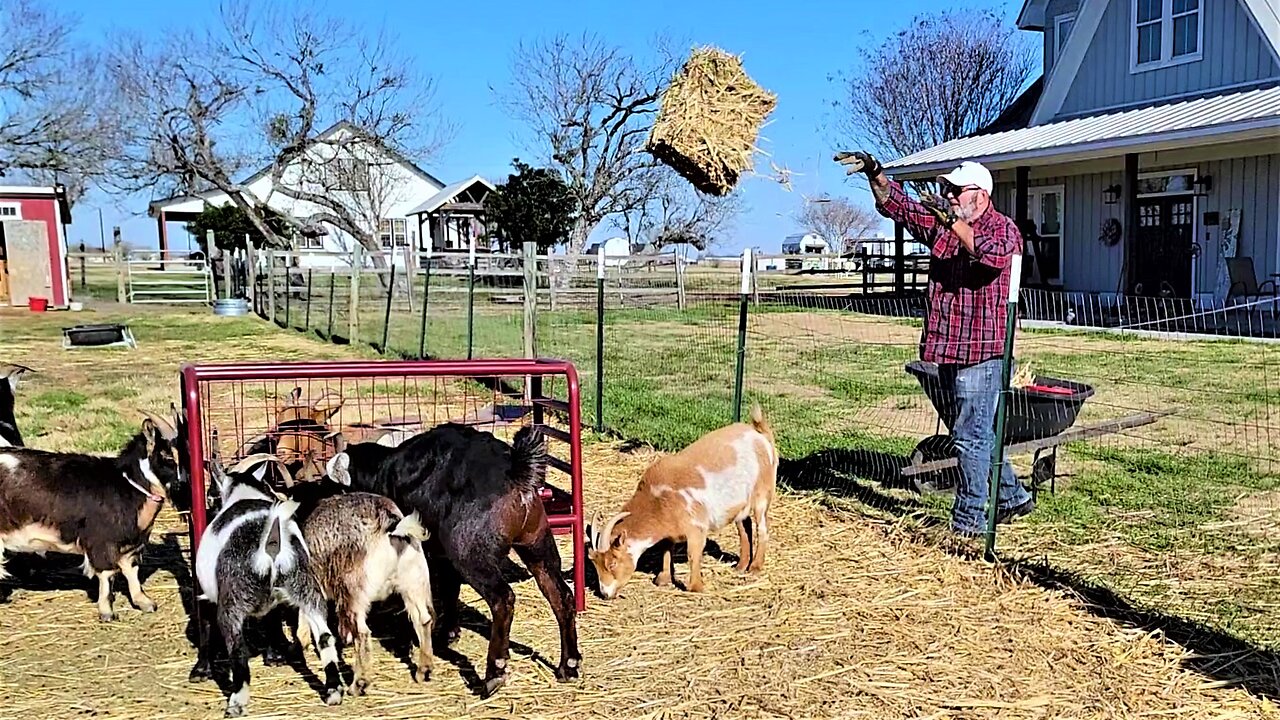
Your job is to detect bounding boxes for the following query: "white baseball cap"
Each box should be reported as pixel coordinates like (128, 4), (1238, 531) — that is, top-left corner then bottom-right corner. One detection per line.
(936, 161), (993, 194)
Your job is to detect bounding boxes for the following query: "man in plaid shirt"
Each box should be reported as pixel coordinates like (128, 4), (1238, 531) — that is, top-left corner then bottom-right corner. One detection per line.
(838, 150), (1034, 537)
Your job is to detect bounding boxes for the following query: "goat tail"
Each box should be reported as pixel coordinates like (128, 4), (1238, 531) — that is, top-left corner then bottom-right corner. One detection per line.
(390, 510), (429, 542)
(509, 425), (547, 497)
(252, 499), (302, 577)
(749, 403), (773, 440)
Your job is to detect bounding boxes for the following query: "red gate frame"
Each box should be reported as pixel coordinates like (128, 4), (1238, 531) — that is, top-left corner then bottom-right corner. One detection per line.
(179, 358), (587, 611)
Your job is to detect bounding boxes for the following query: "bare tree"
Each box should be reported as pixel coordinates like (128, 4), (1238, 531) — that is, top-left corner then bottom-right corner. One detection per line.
(107, 0), (451, 261)
(499, 32), (680, 259)
(0, 0), (117, 199)
(830, 6), (1033, 164)
(617, 166), (740, 253)
(794, 194), (882, 254)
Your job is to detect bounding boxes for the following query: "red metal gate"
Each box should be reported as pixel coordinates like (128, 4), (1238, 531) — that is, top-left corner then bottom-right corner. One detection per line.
(178, 358), (586, 610)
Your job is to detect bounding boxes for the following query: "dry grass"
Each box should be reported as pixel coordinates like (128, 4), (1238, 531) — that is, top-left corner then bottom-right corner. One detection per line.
(0, 308), (1277, 719)
(646, 46), (776, 196)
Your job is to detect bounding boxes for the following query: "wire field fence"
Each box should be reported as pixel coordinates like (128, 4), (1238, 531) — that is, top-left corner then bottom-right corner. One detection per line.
(248, 246), (1279, 652)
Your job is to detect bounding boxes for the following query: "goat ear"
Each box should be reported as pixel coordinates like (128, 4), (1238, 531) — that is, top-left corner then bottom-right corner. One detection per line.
(612, 528), (627, 548)
(326, 453), (351, 486)
(4, 366), (28, 391)
(327, 432), (349, 453)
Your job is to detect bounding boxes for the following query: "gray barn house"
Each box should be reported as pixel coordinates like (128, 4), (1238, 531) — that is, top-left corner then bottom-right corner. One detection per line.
(882, 0), (1279, 322)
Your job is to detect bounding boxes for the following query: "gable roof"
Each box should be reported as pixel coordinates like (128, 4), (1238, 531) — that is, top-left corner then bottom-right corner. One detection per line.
(147, 120), (446, 214)
(237, 120), (446, 189)
(1030, 0), (1280, 125)
(406, 175), (496, 216)
(882, 84), (1280, 178)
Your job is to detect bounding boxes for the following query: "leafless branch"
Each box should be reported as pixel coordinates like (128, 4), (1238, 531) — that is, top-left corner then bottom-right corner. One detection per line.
(829, 6), (1034, 163)
(794, 194), (882, 254)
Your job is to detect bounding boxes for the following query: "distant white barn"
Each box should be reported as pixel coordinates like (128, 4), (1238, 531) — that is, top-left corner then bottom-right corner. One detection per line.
(781, 233), (831, 255)
(146, 121), (491, 269)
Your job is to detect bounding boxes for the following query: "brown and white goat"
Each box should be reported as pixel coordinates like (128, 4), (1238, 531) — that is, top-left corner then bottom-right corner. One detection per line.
(0, 409), (187, 620)
(588, 404), (777, 598)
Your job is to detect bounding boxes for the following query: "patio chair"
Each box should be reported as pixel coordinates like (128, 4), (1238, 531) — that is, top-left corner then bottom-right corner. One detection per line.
(1227, 256), (1278, 320)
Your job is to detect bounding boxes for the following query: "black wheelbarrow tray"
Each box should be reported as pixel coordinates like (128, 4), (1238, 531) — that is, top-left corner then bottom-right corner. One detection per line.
(899, 360), (1164, 493)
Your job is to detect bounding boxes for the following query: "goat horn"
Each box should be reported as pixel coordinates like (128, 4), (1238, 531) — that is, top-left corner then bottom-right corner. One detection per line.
(599, 511), (630, 549)
(142, 411), (179, 441)
(230, 453), (286, 474)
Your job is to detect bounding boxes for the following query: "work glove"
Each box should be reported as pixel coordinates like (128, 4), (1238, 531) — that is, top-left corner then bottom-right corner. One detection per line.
(919, 192), (959, 229)
(833, 150), (883, 179)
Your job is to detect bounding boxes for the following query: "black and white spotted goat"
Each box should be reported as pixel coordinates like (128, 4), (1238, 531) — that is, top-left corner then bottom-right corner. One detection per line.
(190, 454), (344, 718)
(0, 364), (31, 447)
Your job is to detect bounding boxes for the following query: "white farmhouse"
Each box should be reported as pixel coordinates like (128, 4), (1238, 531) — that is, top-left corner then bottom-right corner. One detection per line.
(146, 121), (493, 269)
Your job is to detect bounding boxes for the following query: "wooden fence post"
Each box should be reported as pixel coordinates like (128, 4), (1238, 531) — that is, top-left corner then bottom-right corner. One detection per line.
(676, 251), (687, 310)
(244, 235), (256, 307)
(113, 227), (126, 303)
(348, 243), (363, 341)
(403, 245), (416, 313)
(266, 250), (277, 321)
(523, 242), (537, 359)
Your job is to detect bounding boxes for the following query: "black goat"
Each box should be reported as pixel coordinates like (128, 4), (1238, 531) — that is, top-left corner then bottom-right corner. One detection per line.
(327, 423), (581, 697)
(0, 364), (31, 447)
(0, 408), (187, 620)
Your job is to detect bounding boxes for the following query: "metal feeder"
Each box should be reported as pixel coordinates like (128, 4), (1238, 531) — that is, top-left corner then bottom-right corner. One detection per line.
(62, 324), (137, 350)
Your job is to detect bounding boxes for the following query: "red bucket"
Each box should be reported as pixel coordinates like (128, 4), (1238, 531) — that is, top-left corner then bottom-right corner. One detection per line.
(28, 297), (48, 312)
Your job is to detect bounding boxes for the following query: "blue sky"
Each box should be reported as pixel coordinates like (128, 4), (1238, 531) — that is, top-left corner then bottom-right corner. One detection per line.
(63, 0), (1034, 254)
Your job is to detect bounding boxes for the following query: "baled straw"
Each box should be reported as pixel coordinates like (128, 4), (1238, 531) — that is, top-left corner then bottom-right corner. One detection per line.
(646, 46), (777, 196)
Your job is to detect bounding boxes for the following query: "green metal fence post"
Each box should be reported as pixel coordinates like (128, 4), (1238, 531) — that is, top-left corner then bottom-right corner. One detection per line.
(466, 238), (476, 360)
(418, 253), (431, 359)
(595, 245), (605, 433)
(732, 247), (752, 423)
(304, 269), (313, 330)
(381, 262), (396, 354)
(984, 254), (1024, 561)
(326, 272), (335, 338)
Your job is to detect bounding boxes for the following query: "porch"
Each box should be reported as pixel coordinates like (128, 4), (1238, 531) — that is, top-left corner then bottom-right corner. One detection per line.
(882, 85), (1280, 305)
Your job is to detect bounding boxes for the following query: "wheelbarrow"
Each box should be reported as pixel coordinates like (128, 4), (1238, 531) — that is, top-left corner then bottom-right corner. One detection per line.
(900, 360), (1159, 494)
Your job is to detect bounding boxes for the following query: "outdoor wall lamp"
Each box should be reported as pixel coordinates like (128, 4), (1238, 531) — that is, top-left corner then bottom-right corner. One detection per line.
(1102, 184), (1121, 205)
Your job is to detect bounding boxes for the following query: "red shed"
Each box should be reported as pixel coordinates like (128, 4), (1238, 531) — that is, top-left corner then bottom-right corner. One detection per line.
(0, 185), (72, 309)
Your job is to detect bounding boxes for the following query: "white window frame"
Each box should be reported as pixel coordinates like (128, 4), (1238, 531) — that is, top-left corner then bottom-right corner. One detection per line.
(1054, 13), (1077, 62)
(1010, 185), (1066, 286)
(1130, 0), (1203, 73)
(0, 203), (21, 220)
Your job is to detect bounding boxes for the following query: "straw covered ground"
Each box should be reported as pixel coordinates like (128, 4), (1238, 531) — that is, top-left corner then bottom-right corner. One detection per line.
(0, 307), (1277, 719)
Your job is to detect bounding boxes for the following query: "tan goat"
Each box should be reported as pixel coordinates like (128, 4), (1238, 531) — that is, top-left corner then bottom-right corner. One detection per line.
(588, 404), (777, 599)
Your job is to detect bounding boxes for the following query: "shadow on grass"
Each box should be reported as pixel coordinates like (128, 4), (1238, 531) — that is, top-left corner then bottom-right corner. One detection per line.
(1008, 560), (1280, 701)
(778, 447), (943, 527)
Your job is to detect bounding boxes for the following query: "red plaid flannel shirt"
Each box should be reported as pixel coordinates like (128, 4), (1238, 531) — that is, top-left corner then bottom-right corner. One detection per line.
(876, 179), (1021, 366)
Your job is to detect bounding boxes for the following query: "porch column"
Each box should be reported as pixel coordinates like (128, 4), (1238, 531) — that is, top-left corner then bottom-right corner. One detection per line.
(893, 221), (906, 294)
(1122, 153), (1139, 293)
(1014, 166), (1029, 227)
(155, 210), (168, 260)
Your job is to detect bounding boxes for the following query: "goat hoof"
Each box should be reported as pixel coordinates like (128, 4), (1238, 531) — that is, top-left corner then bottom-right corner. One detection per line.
(350, 678), (369, 697)
(654, 573), (672, 587)
(137, 599), (158, 613)
(224, 704), (246, 718)
(412, 667), (431, 684)
(261, 647), (290, 667)
(189, 663), (214, 683)
(322, 686), (344, 706)
(555, 659), (580, 682)
(98, 611), (117, 623)
(482, 673), (507, 698)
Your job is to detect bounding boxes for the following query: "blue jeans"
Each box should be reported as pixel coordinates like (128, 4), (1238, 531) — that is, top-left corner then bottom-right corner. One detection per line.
(937, 358), (1032, 533)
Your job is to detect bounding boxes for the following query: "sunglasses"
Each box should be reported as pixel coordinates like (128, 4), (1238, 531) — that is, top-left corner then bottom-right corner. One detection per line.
(939, 181), (982, 199)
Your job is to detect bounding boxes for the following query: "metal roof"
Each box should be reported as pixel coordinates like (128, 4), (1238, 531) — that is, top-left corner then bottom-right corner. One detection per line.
(882, 85), (1280, 179)
(406, 175), (496, 216)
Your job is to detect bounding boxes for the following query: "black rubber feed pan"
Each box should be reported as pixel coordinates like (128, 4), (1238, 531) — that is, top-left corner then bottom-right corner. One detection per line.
(905, 360), (1095, 445)
(63, 324), (133, 347)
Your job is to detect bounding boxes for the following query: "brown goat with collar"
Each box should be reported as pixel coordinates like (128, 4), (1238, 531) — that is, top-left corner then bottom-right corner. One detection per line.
(0, 409), (187, 620)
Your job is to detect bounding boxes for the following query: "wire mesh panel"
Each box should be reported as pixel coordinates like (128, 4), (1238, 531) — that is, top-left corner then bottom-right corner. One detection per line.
(178, 358), (586, 610)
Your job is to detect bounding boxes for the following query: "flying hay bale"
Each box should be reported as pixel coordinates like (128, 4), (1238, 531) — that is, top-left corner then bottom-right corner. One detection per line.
(646, 46), (777, 196)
